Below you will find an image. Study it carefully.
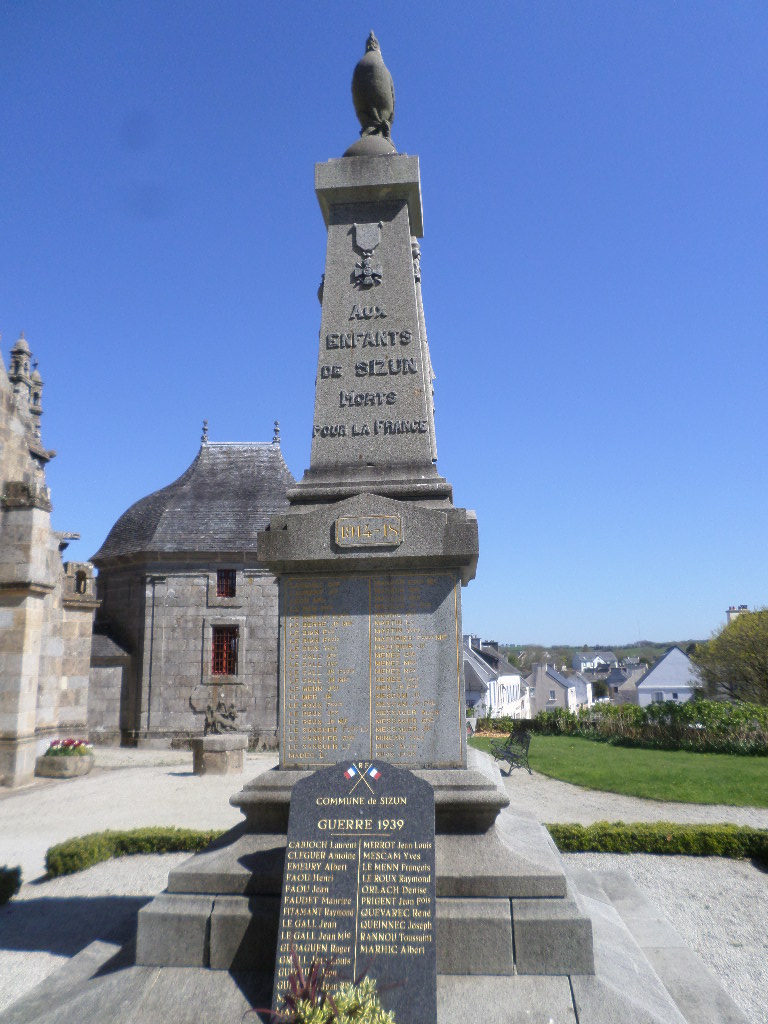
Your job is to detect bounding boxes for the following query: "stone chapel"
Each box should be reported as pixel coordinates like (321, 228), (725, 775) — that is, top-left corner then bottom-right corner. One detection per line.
(0, 332), (98, 787)
(89, 427), (294, 749)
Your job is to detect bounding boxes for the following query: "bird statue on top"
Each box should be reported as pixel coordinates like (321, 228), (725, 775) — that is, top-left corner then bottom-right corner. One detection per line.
(344, 31), (397, 157)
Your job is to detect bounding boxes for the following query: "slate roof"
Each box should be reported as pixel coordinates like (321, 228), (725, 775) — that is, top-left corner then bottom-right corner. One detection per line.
(92, 442), (294, 563)
(91, 627), (130, 660)
(573, 650), (618, 668)
(463, 639), (495, 694)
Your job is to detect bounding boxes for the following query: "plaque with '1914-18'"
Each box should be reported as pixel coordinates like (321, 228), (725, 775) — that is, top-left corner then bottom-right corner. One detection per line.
(273, 760), (436, 1024)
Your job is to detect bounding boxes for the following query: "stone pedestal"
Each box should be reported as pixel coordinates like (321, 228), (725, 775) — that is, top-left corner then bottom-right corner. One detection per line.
(191, 734), (248, 775)
(136, 749), (594, 980)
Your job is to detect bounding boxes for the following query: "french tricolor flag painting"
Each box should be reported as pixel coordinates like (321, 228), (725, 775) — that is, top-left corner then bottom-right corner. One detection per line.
(344, 765), (358, 779)
(366, 765), (382, 780)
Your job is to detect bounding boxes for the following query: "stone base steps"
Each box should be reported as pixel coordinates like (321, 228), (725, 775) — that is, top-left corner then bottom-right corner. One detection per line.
(1, 868), (751, 1024)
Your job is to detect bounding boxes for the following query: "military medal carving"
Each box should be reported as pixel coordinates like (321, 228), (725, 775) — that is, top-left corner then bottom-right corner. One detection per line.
(352, 221), (383, 287)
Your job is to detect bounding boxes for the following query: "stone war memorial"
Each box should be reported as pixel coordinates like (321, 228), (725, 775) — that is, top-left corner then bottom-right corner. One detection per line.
(129, 34), (752, 1024)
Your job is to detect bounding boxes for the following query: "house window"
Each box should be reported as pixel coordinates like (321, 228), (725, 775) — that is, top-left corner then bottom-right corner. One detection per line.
(549, 689), (556, 701)
(212, 625), (238, 675)
(652, 690), (664, 703)
(672, 692), (679, 701)
(216, 570), (237, 598)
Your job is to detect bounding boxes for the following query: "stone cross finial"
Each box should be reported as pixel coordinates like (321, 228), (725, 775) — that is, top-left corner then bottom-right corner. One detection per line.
(201, 419), (209, 444)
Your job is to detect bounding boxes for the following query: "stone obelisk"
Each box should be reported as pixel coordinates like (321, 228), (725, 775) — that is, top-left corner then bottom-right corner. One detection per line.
(258, 31), (479, 771)
(136, 40), (599, 1005)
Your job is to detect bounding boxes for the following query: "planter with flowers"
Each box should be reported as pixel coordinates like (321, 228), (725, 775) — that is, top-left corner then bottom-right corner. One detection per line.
(35, 739), (94, 779)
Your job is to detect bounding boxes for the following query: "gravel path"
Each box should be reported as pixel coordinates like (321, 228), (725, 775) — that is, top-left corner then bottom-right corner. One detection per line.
(562, 852), (767, 1024)
(0, 749), (765, 1023)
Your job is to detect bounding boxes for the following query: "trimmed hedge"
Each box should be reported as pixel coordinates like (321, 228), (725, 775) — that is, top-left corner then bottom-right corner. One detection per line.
(546, 821), (768, 862)
(43, 821), (768, 882)
(45, 827), (225, 878)
(0, 865), (22, 904)
(475, 717), (543, 735)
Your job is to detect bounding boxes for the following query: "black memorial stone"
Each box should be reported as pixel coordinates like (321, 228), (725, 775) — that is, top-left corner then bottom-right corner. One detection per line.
(273, 760), (436, 1024)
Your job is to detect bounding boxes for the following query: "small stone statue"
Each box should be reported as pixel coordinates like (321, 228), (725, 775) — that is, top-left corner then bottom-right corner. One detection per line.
(204, 699), (239, 735)
(345, 32), (396, 157)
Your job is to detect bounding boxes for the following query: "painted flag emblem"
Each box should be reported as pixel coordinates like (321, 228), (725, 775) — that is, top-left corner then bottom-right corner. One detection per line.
(367, 766), (382, 780)
(344, 765), (358, 779)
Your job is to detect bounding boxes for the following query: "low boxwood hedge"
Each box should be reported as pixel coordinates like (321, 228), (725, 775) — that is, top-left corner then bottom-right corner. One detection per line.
(45, 827), (225, 878)
(546, 821), (768, 862)
(0, 865), (22, 904)
(43, 822), (768, 881)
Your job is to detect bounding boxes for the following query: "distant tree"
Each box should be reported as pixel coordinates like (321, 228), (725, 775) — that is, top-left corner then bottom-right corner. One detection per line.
(499, 647), (521, 668)
(591, 679), (609, 699)
(692, 609), (768, 705)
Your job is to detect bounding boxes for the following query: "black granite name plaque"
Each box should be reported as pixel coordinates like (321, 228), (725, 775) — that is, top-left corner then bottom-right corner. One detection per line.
(273, 761), (436, 1024)
(280, 571), (465, 769)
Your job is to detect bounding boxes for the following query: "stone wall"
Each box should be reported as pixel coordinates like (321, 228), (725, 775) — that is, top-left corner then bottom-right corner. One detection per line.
(92, 562), (280, 748)
(92, 567), (145, 737)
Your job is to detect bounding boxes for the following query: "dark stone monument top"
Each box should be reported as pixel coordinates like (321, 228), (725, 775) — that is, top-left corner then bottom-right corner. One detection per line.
(272, 760), (436, 1024)
(345, 31), (397, 158)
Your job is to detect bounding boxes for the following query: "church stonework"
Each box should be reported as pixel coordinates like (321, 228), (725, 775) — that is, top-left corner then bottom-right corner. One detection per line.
(90, 437), (294, 748)
(0, 333), (98, 787)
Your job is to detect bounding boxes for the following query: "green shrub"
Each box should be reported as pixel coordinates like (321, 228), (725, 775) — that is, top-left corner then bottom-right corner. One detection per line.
(0, 865), (22, 904)
(45, 827), (225, 878)
(533, 697), (768, 755)
(475, 716), (542, 735)
(546, 821), (768, 862)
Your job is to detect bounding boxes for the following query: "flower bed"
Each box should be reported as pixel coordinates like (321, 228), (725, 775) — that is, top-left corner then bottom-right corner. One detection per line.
(44, 738), (93, 756)
(35, 738), (94, 779)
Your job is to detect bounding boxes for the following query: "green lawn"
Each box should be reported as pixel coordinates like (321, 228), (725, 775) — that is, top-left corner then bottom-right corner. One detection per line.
(470, 734), (768, 807)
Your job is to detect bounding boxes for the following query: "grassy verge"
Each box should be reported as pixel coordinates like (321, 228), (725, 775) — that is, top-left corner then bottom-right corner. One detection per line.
(470, 734), (768, 806)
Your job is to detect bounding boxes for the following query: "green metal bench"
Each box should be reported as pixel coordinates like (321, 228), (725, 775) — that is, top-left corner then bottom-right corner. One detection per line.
(490, 729), (532, 775)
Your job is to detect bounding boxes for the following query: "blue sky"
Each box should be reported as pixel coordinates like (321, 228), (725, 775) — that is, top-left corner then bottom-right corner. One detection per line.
(2, 1), (766, 645)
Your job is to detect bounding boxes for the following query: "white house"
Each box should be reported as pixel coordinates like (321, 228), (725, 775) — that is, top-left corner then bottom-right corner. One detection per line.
(463, 639), (495, 717)
(572, 650), (618, 672)
(635, 647), (701, 707)
(463, 636), (529, 719)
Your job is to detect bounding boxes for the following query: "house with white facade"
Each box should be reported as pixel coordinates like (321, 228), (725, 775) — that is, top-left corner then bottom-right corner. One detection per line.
(463, 636), (529, 719)
(635, 647), (701, 707)
(572, 650), (618, 673)
(463, 639), (495, 717)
